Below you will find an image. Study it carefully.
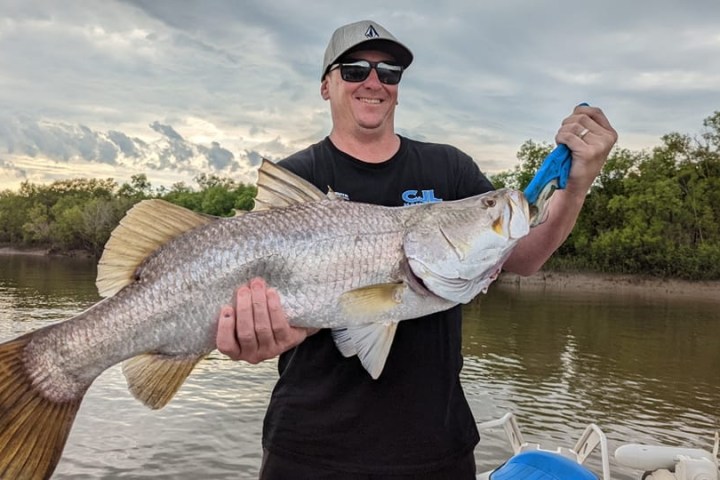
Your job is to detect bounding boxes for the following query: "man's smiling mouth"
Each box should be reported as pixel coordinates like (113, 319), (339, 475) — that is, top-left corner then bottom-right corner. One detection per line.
(358, 97), (382, 104)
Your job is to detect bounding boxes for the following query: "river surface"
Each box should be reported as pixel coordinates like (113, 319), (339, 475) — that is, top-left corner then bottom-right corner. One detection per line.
(1, 254), (719, 479)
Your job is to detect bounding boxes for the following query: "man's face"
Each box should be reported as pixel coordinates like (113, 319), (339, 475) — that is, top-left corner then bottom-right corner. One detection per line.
(322, 50), (400, 135)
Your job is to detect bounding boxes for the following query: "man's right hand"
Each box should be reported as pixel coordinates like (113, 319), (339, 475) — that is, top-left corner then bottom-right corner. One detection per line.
(216, 277), (317, 364)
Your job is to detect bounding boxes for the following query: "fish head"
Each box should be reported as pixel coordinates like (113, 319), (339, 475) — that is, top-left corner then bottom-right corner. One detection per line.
(403, 188), (532, 304)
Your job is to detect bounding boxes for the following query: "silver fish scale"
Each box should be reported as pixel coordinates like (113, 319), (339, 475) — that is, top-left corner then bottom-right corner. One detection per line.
(26, 200), (419, 396)
(212, 201), (412, 328)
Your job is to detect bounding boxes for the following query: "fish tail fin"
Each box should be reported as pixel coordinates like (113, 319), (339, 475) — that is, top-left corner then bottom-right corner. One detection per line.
(0, 335), (85, 480)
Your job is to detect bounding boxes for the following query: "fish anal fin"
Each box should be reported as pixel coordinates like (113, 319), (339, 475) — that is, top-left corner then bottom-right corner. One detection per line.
(122, 353), (204, 410)
(252, 159), (327, 211)
(331, 323), (399, 379)
(96, 200), (213, 298)
(339, 283), (406, 317)
(0, 335), (85, 480)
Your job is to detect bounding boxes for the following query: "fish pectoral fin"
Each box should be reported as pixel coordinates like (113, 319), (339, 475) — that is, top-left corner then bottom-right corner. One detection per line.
(339, 283), (406, 317)
(331, 323), (399, 379)
(122, 353), (204, 410)
(252, 159), (328, 211)
(96, 199), (214, 298)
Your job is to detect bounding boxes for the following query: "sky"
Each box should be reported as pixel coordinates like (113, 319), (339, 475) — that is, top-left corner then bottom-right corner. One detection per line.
(1, 0), (719, 191)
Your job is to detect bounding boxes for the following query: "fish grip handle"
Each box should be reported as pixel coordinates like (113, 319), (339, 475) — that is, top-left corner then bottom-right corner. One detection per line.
(523, 102), (589, 205)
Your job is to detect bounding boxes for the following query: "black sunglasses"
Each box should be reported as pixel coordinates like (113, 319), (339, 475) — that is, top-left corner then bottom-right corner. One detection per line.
(329, 60), (404, 85)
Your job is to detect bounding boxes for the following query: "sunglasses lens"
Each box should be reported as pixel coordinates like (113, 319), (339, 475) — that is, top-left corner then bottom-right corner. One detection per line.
(376, 63), (402, 85)
(338, 61), (403, 85)
(340, 64), (372, 82)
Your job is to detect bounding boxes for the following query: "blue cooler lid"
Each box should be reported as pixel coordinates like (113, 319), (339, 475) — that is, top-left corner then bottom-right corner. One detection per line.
(490, 450), (598, 480)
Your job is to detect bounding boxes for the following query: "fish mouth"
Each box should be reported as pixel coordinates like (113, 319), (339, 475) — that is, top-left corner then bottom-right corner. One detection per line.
(528, 204), (540, 226)
(505, 190), (532, 239)
(529, 181), (557, 227)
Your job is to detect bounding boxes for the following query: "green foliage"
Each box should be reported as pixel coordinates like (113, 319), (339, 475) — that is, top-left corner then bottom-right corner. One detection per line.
(490, 140), (553, 190)
(162, 175), (256, 217)
(0, 191), (32, 243)
(493, 111), (720, 280)
(117, 174), (152, 199)
(0, 173), (257, 258)
(565, 113), (720, 279)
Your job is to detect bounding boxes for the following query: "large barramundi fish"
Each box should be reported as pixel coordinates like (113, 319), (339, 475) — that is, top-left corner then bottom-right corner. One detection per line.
(0, 160), (534, 479)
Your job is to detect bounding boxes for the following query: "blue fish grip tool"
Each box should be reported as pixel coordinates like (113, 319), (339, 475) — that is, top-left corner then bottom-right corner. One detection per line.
(523, 102), (589, 205)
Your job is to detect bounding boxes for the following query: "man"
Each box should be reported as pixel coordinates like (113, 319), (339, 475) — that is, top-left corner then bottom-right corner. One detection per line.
(216, 20), (617, 479)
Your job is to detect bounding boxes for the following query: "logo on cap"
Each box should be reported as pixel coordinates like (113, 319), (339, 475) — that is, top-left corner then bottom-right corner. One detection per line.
(364, 25), (380, 39)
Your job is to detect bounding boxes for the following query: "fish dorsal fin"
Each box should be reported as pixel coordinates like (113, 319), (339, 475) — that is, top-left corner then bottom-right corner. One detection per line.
(252, 159), (328, 211)
(326, 187), (348, 201)
(331, 323), (399, 379)
(96, 199), (213, 297)
(122, 353), (204, 409)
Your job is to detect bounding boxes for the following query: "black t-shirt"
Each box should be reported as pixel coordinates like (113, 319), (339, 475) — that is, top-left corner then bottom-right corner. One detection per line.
(262, 136), (494, 475)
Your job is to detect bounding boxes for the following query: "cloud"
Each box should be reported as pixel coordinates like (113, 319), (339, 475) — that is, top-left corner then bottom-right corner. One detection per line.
(0, 117), (119, 164)
(107, 130), (145, 158)
(0, 0), (719, 191)
(202, 142), (236, 170)
(0, 158), (28, 185)
(0, 116), (248, 188)
(150, 121), (184, 142)
(244, 150), (264, 167)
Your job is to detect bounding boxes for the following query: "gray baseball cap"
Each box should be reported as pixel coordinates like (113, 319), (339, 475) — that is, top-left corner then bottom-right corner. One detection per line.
(321, 20), (414, 79)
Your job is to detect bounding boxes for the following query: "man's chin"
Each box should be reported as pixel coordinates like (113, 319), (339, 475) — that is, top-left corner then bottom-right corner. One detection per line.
(355, 117), (389, 131)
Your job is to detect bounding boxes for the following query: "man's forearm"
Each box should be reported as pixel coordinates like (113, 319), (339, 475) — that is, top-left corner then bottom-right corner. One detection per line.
(503, 189), (587, 276)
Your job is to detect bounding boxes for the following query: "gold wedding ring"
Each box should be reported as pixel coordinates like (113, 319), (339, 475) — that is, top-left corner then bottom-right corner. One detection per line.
(578, 128), (590, 140)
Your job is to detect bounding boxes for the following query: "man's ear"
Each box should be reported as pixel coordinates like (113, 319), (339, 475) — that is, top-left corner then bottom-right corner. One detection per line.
(320, 79), (330, 100)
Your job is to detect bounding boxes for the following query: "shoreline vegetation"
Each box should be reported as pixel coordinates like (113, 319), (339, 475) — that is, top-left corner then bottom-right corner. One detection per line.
(3, 245), (719, 300)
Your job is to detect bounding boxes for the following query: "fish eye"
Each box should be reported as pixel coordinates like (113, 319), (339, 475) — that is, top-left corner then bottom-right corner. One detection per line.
(483, 198), (496, 208)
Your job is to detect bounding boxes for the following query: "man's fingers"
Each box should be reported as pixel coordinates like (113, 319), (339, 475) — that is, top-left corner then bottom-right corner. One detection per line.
(215, 278), (312, 364)
(561, 106), (617, 142)
(267, 287), (314, 350)
(267, 288), (291, 342)
(216, 305), (242, 360)
(233, 284), (260, 360)
(250, 278), (275, 348)
(576, 105), (616, 133)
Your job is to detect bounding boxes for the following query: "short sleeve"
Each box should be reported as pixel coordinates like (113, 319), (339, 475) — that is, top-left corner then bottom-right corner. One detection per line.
(455, 152), (495, 199)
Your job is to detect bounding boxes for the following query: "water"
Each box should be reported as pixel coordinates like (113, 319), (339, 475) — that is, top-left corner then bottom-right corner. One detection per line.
(1, 254), (719, 479)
